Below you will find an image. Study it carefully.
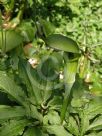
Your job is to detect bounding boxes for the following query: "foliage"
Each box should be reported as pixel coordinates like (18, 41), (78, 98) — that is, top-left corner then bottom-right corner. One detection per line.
(0, 0), (102, 136)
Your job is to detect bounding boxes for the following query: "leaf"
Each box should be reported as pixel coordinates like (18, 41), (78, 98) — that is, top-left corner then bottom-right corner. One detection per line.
(0, 10), (2, 27)
(48, 96), (63, 110)
(45, 125), (72, 136)
(40, 19), (55, 37)
(27, 0), (34, 7)
(18, 58), (35, 100)
(25, 62), (43, 105)
(85, 133), (97, 136)
(29, 104), (43, 122)
(66, 116), (79, 136)
(18, 21), (36, 42)
(0, 71), (27, 106)
(45, 34), (79, 53)
(61, 61), (78, 123)
(0, 30), (23, 52)
(0, 119), (30, 136)
(87, 115), (102, 131)
(0, 105), (26, 120)
(80, 112), (89, 136)
(0, 92), (12, 105)
(85, 97), (102, 120)
(23, 127), (45, 136)
(97, 132), (102, 136)
(79, 55), (89, 79)
(37, 52), (63, 102)
(64, 61), (78, 84)
(43, 111), (61, 125)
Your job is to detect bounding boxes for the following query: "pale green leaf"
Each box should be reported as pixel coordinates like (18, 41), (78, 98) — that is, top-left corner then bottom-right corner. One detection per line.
(0, 30), (23, 52)
(87, 115), (102, 131)
(61, 61), (78, 122)
(64, 61), (78, 84)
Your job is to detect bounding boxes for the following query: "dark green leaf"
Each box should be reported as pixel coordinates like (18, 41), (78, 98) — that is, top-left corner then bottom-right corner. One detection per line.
(0, 71), (27, 106)
(46, 34), (79, 53)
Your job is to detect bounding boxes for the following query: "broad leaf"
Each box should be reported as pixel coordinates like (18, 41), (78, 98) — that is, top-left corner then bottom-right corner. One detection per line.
(87, 115), (102, 131)
(85, 133), (97, 136)
(80, 112), (89, 136)
(85, 97), (102, 120)
(0, 119), (30, 136)
(28, 104), (43, 122)
(66, 116), (79, 136)
(23, 127), (46, 136)
(43, 111), (61, 125)
(18, 59), (36, 101)
(40, 19), (55, 36)
(48, 96), (63, 110)
(45, 125), (72, 136)
(0, 71), (27, 106)
(0, 30), (23, 52)
(45, 34), (79, 53)
(18, 21), (36, 42)
(0, 105), (26, 120)
(25, 62), (43, 105)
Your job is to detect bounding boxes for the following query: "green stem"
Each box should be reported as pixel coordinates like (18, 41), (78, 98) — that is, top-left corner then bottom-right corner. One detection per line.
(9, 0), (15, 12)
(60, 61), (78, 124)
(61, 83), (73, 124)
(17, 3), (25, 20)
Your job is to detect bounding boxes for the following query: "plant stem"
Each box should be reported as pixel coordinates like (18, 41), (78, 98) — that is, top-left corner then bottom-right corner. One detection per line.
(61, 83), (73, 124)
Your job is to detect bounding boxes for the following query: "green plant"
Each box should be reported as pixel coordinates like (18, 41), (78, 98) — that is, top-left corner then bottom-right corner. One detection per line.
(0, 0), (102, 136)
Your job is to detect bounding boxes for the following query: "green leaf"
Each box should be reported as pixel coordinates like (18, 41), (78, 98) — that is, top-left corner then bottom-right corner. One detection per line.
(64, 61), (78, 84)
(43, 111), (61, 125)
(87, 115), (102, 131)
(40, 19), (55, 37)
(27, 0), (34, 7)
(66, 116), (79, 136)
(25, 62), (43, 105)
(61, 61), (78, 123)
(18, 58), (36, 101)
(18, 21), (36, 42)
(48, 96), (63, 110)
(45, 34), (79, 53)
(0, 71), (27, 106)
(80, 112), (89, 136)
(0, 105), (26, 120)
(85, 98), (102, 120)
(85, 133), (97, 136)
(45, 125), (72, 136)
(0, 119), (30, 136)
(0, 10), (2, 27)
(0, 30), (23, 52)
(97, 132), (102, 136)
(23, 127), (45, 136)
(28, 104), (43, 122)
